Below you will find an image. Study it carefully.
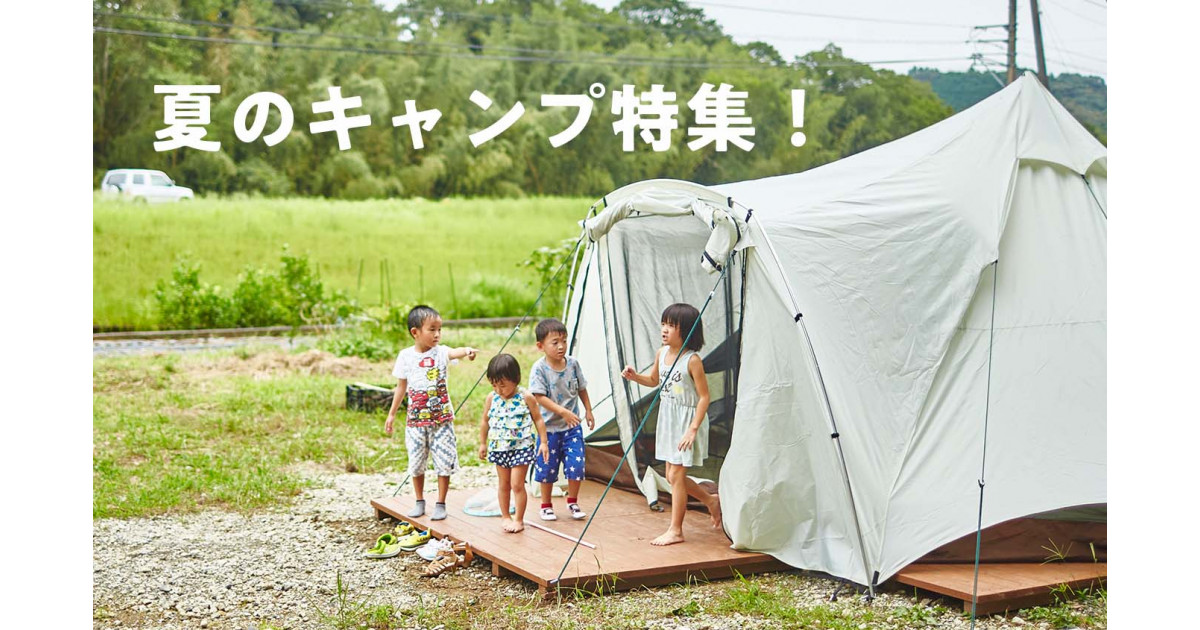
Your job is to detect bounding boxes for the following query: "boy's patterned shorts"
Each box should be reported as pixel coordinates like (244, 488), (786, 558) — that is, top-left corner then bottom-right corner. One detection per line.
(405, 422), (457, 477)
(533, 425), (586, 483)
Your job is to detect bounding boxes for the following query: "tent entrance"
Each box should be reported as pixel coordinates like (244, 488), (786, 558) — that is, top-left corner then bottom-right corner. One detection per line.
(578, 213), (747, 503)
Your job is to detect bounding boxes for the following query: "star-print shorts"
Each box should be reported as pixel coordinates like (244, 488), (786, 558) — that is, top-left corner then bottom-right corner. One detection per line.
(488, 447), (534, 468)
(533, 424), (585, 482)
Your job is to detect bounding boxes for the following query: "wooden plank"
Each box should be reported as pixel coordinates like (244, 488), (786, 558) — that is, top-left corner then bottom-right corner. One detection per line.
(372, 480), (787, 594)
(894, 563), (1107, 613)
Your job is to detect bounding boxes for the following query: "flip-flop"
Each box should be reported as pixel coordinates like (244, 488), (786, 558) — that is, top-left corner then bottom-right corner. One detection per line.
(363, 533), (402, 559)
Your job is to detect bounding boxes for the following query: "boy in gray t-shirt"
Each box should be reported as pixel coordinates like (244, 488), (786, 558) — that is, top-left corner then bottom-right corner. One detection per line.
(529, 318), (595, 521)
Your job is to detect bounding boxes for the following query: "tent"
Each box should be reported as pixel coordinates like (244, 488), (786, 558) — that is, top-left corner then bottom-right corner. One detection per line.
(561, 73), (1106, 591)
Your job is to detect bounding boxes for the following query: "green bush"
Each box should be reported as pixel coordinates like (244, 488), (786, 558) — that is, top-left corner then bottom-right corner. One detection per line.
(229, 267), (288, 327)
(318, 152), (388, 199)
(180, 150), (238, 194)
(454, 275), (537, 319)
(341, 174), (391, 200)
(236, 158), (294, 197)
(154, 260), (234, 329)
(521, 237), (579, 317)
(154, 248), (361, 330)
(320, 329), (396, 362)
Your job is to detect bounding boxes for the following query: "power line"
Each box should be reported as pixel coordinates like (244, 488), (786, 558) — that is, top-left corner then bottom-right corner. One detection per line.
(978, 51), (1104, 75)
(95, 10), (979, 65)
(93, 25), (973, 70)
(1046, 28), (1081, 77)
(89, 25), (757, 68)
(726, 32), (973, 47)
(687, 1), (972, 29)
(281, 0), (976, 44)
(1045, 0), (1108, 27)
(94, 11), (749, 65)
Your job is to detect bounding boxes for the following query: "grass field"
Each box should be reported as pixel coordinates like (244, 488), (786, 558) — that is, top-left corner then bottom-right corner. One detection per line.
(93, 196), (590, 330)
(92, 328), (541, 519)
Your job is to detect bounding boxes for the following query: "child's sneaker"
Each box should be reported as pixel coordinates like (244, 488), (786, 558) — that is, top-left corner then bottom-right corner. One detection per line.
(567, 502), (587, 520)
(398, 529), (432, 551)
(416, 537), (454, 562)
(539, 506), (557, 521)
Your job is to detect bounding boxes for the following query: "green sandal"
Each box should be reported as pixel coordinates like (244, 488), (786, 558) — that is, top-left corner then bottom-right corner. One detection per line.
(393, 521), (417, 538)
(364, 533), (402, 559)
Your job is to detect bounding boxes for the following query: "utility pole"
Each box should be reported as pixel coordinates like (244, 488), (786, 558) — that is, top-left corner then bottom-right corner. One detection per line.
(1029, 0), (1049, 87)
(1006, 0), (1018, 83)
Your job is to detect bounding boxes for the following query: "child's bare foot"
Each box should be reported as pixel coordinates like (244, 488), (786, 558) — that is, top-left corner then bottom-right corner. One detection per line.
(707, 494), (723, 530)
(651, 529), (685, 546)
(503, 519), (525, 533)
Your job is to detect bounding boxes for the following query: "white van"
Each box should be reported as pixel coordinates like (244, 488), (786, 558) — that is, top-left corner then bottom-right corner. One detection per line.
(100, 169), (195, 203)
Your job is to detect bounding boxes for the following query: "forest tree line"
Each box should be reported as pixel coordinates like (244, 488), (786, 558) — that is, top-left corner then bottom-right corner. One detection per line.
(94, 0), (1104, 199)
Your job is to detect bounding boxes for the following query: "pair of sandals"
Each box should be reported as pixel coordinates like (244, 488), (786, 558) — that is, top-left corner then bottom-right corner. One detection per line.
(421, 540), (473, 578)
(364, 522), (421, 559)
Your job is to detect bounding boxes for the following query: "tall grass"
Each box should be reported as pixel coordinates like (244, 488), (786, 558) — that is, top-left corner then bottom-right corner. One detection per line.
(93, 195), (589, 330)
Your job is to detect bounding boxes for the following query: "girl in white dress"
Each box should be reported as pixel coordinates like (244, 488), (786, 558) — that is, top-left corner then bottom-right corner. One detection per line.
(621, 303), (722, 546)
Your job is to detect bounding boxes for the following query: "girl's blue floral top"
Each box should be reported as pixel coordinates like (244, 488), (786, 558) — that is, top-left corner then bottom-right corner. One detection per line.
(487, 388), (535, 452)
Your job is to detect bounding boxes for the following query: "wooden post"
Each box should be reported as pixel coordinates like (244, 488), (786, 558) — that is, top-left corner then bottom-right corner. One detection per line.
(1007, 0), (1017, 84)
(356, 258), (364, 299)
(1029, 0), (1049, 87)
(448, 263), (459, 317)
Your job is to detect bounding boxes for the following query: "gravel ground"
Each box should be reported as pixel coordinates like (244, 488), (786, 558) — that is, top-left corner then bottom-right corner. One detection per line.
(93, 465), (508, 630)
(93, 465), (1090, 630)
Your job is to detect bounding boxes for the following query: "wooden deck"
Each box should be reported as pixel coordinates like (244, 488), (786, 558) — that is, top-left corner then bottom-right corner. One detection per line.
(371, 480), (788, 597)
(894, 563), (1107, 614)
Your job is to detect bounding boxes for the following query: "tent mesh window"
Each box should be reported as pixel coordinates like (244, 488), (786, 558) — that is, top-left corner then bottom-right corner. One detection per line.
(583, 214), (746, 492)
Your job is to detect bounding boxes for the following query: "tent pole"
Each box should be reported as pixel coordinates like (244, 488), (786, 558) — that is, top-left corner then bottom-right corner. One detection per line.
(736, 200), (876, 594)
(567, 246), (594, 357)
(797, 316), (876, 600)
(562, 204), (600, 322)
(969, 260), (1000, 629)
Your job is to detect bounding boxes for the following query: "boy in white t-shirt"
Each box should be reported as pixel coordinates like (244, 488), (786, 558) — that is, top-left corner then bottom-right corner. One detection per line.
(385, 305), (478, 520)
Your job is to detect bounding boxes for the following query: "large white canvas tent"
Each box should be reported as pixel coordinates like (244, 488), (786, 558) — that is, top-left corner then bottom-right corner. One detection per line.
(562, 74), (1106, 590)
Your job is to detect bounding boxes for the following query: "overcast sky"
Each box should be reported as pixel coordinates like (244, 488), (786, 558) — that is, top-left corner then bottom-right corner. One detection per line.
(585, 0), (1106, 79)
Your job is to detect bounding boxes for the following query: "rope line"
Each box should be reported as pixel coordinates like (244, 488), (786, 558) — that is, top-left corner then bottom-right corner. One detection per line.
(1082, 174), (1107, 219)
(392, 209), (590, 496)
(451, 227), (587, 418)
(552, 262), (731, 589)
(969, 260), (999, 627)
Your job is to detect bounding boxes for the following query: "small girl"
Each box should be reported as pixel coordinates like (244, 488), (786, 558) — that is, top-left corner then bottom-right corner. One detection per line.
(622, 303), (722, 546)
(478, 354), (550, 533)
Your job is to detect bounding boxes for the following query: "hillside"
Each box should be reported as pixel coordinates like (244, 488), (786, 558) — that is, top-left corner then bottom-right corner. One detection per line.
(909, 67), (1106, 142)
